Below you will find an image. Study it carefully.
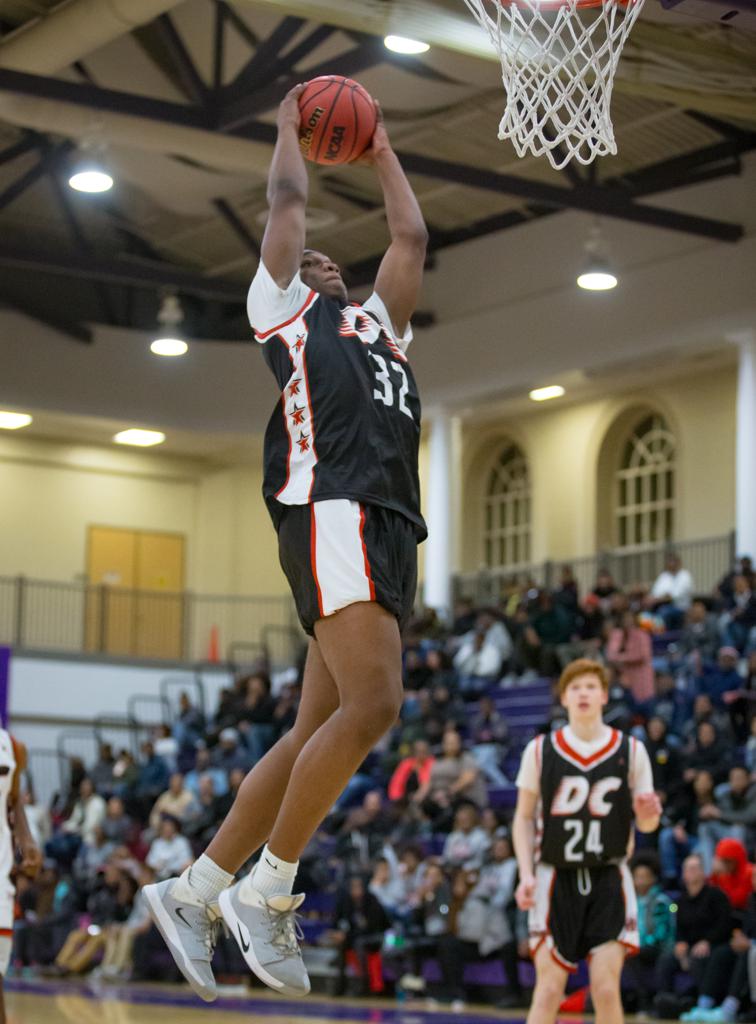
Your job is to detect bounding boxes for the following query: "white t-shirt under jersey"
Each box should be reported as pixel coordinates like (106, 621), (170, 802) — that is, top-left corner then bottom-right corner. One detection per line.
(516, 725), (654, 797)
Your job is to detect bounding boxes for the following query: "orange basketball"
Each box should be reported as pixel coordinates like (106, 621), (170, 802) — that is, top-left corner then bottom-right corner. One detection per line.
(298, 76), (377, 166)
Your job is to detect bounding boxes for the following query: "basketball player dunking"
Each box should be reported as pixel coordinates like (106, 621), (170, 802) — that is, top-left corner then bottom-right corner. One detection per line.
(513, 658), (661, 1024)
(0, 732), (41, 1024)
(145, 84), (427, 1000)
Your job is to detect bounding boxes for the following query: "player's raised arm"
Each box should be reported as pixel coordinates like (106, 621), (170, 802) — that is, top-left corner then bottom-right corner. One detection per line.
(261, 84), (308, 289)
(368, 106), (428, 337)
(513, 786), (539, 909)
(9, 739), (41, 878)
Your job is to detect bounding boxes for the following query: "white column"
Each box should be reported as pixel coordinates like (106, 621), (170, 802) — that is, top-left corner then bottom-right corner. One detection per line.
(423, 410), (454, 618)
(735, 330), (756, 558)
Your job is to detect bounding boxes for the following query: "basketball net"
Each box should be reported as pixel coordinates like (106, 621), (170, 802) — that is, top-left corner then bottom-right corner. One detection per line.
(462, 0), (646, 169)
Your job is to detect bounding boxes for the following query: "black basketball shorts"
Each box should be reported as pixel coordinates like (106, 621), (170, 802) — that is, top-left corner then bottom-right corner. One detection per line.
(528, 861), (639, 971)
(277, 498), (418, 636)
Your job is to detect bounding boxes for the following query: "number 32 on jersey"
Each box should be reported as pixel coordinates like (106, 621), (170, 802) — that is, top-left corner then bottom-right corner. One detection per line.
(550, 775), (622, 864)
(369, 352), (413, 420)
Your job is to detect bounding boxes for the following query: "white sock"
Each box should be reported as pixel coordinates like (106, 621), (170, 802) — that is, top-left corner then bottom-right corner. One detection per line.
(243, 844), (298, 899)
(174, 854), (235, 905)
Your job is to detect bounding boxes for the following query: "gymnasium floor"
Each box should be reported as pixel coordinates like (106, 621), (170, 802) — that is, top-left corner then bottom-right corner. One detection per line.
(2, 978), (594, 1024)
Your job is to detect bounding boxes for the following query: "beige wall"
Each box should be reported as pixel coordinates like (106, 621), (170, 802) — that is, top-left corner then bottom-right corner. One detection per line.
(0, 433), (289, 595)
(460, 365), (736, 571)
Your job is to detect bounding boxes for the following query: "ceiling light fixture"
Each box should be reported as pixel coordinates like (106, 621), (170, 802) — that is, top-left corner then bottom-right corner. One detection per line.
(384, 34), (430, 54)
(529, 385), (565, 402)
(151, 294), (187, 357)
(0, 411), (32, 430)
(113, 428), (166, 447)
(68, 165), (114, 193)
(577, 220), (618, 291)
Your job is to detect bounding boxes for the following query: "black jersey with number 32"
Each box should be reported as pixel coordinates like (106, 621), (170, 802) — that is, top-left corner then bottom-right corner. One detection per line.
(255, 288), (426, 540)
(540, 729), (633, 869)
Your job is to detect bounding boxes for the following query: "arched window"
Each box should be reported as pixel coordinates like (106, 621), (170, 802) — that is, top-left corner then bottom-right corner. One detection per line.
(615, 413), (676, 549)
(483, 443), (531, 568)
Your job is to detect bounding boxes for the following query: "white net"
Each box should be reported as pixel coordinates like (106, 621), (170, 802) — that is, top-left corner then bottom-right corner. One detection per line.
(462, 0), (646, 169)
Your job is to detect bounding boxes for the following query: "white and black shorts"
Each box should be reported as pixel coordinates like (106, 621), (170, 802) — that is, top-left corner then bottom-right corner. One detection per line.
(277, 499), (418, 636)
(528, 861), (639, 971)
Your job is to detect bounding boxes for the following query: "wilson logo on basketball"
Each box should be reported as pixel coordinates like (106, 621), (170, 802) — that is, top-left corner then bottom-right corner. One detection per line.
(299, 106), (325, 157)
(325, 125), (346, 161)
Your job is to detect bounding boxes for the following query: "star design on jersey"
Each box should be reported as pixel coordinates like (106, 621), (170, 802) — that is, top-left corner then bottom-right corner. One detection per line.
(290, 404), (306, 426)
(296, 431), (310, 453)
(288, 378), (302, 397)
(293, 334), (305, 353)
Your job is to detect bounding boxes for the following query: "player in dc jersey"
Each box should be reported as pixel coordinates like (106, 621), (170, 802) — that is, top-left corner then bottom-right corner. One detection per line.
(513, 659), (661, 1024)
(0, 731), (41, 1024)
(145, 84), (428, 1000)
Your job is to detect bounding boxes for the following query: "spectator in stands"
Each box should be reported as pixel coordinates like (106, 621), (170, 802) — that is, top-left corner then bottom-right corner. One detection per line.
(644, 715), (683, 806)
(622, 853), (674, 1016)
(21, 784), (50, 851)
(658, 770), (716, 886)
(417, 729), (487, 829)
(111, 749), (139, 801)
(572, 593), (606, 660)
(683, 720), (732, 787)
(698, 647), (745, 711)
(403, 648), (432, 691)
(369, 856), (406, 918)
(328, 874), (390, 996)
(717, 556), (755, 608)
(334, 791), (393, 872)
(145, 815), (193, 881)
(184, 746), (229, 800)
(148, 772), (197, 834)
(522, 589), (573, 676)
(184, 774), (223, 848)
(452, 598), (478, 637)
(132, 742), (170, 820)
(173, 691), (206, 758)
(682, 693), (733, 749)
(721, 575), (756, 654)
(61, 776), (106, 848)
(553, 564), (579, 612)
(214, 766), (245, 820)
(679, 600), (721, 664)
(388, 739), (435, 804)
(469, 696), (511, 788)
(385, 860), (452, 990)
(98, 863), (156, 980)
(701, 864), (756, 1024)
(153, 724), (179, 774)
(72, 824), (114, 882)
(13, 861), (77, 970)
(454, 611), (512, 694)
(655, 854), (734, 1018)
(480, 807), (509, 844)
(425, 649), (458, 692)
(272, 682), (300, 739)
(52, 863), (134, 975)
(101, 796), (133, 847)
(212, 727), (251, 776)
(442, 802), (490, 871)
(591, 567), (619, 610)
(235, 673), (277, 764)
(648, 550), (694, 629)
(697, 763), (756, 869)
(652, 669), (694, 737)
(710, 837), (755, 918)
(90, 743), (116, 796)
(605, 609), (655, 708)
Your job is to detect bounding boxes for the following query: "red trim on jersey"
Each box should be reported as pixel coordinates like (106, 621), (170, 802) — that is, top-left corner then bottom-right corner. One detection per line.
(300, 346), (318, 501)
(274, 390), (293, 500)
(310, 505), (324, 617)
(555, 727), (620, 767)
(255, 290), (317, 341)
(0, 928), (13, 937)
(358, 505), (376, 601)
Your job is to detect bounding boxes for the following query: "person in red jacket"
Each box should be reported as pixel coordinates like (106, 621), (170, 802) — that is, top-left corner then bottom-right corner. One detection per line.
(388, 739), (435, 803)
(710, 836), (754, 913)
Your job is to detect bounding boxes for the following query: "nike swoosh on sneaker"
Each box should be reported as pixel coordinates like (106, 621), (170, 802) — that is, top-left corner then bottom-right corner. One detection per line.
(237, 924), (250, 953)
(175, 906), (191, 928)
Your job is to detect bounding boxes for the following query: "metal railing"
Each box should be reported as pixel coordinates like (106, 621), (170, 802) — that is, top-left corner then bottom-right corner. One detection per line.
(453, 531), (736, 605)
(0, 575), (304, 667)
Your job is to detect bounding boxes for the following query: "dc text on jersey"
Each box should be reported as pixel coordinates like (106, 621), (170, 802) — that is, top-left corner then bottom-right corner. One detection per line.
(255, 291), (426, 541)
(539, 729), (633, 869)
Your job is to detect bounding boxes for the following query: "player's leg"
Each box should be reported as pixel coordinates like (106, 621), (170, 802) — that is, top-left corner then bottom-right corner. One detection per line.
(525, 943), (569, 1024)
(0, 930), (9, 1024)
(144, 638), (339, 1001)
(588, 941), (626, 1024)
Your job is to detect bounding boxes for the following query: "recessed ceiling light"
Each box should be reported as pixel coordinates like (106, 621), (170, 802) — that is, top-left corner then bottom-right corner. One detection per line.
(577, 269), (618, 291)
(0, 411), (32, 430)
(68, 167), (114, 193)
(151, 337), (188, 357)
(113, 428), (166, 447)
(384, 35), (430, 54)
(529, 385), (565, 402)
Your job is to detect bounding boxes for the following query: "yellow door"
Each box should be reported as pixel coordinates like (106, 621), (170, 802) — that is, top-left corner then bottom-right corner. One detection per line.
(134, 532), (185, 659)
(86, 527), (185, 658)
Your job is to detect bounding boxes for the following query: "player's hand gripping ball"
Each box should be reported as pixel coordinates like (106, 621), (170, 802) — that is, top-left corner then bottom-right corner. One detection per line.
(298, 76), (377, 165)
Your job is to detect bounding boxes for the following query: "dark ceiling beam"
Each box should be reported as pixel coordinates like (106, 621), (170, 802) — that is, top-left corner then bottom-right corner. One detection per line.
(217, 39), (386, 133)
(0, 132), (40, 168)
(212, 0), (227, 90)
(272, 24), (338, 79)
(227, 16), (305, 97)
(321, 179), (381, 211)
(220, 3), (260, 50)
(0, 244), (245, 303)
(0, 295), (93, 344)
(152, 13), (209, 106)
(685, 109), (755, 144)
(213, 198), (261, 256)
(616, 138), (755, 196)
(0, 140), (74, 214)
(396, 151), (743, 241)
